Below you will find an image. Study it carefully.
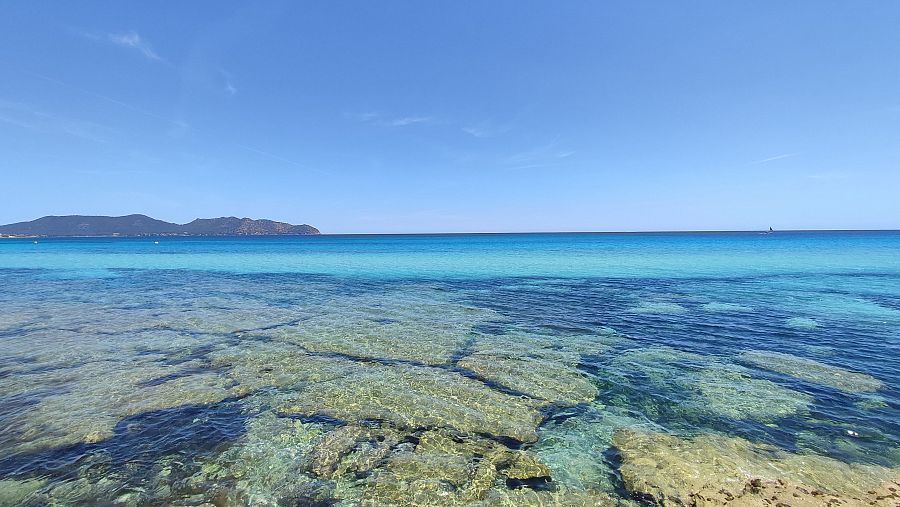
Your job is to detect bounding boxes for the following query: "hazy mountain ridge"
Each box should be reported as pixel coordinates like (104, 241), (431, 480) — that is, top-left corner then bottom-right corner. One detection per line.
(0, 214), (320, 236)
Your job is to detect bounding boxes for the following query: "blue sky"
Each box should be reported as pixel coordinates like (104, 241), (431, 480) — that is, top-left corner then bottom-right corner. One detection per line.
(1, 1), (899, 233)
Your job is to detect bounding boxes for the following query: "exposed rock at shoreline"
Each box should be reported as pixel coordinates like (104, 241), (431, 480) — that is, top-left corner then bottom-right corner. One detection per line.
(612, 429), (900, 506)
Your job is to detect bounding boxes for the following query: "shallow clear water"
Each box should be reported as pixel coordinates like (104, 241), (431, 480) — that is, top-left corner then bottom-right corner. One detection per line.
(1, 232), (898, 506)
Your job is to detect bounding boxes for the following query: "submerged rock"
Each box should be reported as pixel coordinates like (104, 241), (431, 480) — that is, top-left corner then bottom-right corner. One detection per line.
(182, 411), (330, 506)
(474, 488), (623, 506)
(786, 317), (819, 329)
(359, 429), (552, 505)
(612, 429), (900, 506)
(0, 478), (44, 507)
(305, 423), (404, 480)
(739, 350), (883, 392)
(210, 341), (361, 395)
(466, 329), (624, 363)
(628, 302), (688, 314)
(269, 292), (504, 365)
(606, 347), (812, 422)
(279, 362), (543, 443)
(532, 406), (660, 496)
(6, 361), (235, 453)
(692, 366), (813, 421)
(700, 302), (752, 312)
(458, 351), (597, 405)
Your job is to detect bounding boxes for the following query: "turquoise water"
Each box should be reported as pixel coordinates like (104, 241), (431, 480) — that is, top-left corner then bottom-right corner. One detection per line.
(1, 232), (899, 505)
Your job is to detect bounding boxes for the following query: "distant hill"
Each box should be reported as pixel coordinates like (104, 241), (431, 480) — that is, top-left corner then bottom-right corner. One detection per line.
(0, 214), (320, 237)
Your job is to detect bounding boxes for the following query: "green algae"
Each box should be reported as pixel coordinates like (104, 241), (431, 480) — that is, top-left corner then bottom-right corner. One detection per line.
(458, 351), (597, 405)
(605, 347), (812, 422)
(184, 412), (331, 506)
(531, 406), (659, 497)
(210, 341), (362, 395)
(467, 328), (625, 361)
(2, 273), (897, 507)
(457, 329), (626, 407)
(473, 488), (622, 506)
(856, 397), (889, 410)
(304, 423), (405, 480)
(628, 302), (687, 314)
(739, 350), (883, 392)
(357, 428), (552, 506)
(692, 366), (813, 420)
(7, 361), (235, 452)
(0, 478), (44, 507)
(269, 291), (504, 365)
(786, 316), (819, 329)
(278, 362), (543, 443)
(612, 428), (900, 506)
(700, 302), (752, 312)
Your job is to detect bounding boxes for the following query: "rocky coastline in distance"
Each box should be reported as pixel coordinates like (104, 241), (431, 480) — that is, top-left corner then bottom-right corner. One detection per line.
(0, 214), (320, 237)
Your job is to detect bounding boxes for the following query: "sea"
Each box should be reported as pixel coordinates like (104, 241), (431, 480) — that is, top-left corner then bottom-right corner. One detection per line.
(0, 232), (898, 506)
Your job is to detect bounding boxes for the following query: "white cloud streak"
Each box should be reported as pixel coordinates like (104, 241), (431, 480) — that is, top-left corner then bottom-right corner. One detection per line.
(0, 99), (111, 143)
(107, 31), (162, 61)
(347, 112), (433, 127)
(750, 153), (799, 165)
(237, 145), (329, 175)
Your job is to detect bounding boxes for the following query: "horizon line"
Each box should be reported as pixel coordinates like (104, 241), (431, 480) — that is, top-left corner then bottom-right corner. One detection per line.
(3, 228), (899, 239)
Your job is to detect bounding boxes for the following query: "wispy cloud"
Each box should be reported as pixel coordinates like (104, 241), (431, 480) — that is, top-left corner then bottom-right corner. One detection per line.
(78, 29), (164, 62)
(501, 137), (575, 170)
(347, 111), (433, 127)
(107, 31), (162, 61)
(220, 69), (238, 96)
(385, 116), (431, 127)
(0, 99), (111, 143)
(749, 152), (799, 165)
(238, 144), (329, 175)
(807, 171), (849, 181)
(461, 121), (513, 139)
(24, 70), (181, 127)
(167, 120), (190, 138)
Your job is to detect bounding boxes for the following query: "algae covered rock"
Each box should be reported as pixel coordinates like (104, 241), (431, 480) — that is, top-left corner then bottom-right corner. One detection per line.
(0, 478), (44, 507)
(474, 488), (622, 506)
(458, 351), (597, 405)
(700, 302), (752, 312)
(605, 347), (812, 422)
(532, 406), (659, 496)
(691, 366), (812, 421)
(7, 361), (235, 452)
(360, 429), (552, 505)
(612, 428), (900, 506)
(739, 350), (883, 393)
(281, 367), (541, 443)
(628, 301), (688, 314)
(210, 341), (361, 395)
(786, 317), (819, 329)
(183, 411), (330, 506)
(279, 362), (543, 443)
(269, 291), (504, 365)
(305, 423), (404, 479)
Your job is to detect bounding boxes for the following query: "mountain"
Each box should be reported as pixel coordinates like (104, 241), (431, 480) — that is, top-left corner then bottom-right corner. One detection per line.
(0, 215), (320, 237)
